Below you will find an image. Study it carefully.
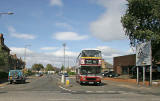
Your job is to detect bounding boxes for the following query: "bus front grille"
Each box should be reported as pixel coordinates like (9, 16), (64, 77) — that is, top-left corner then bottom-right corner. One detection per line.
(86, 78), (96, 80)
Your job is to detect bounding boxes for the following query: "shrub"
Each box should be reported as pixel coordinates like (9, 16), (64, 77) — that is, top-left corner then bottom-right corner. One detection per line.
(0, 71), (8, 79)
(68, 72), (76, 75)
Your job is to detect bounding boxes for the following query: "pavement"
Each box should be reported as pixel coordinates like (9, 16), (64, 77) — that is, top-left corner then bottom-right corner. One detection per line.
(0, 74), (160, 101)
(60, 76), (160, 95)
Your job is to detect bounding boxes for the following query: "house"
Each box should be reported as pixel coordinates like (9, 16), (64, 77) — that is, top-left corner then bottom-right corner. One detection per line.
(101, 59), (113, 72)
(0, 34), (11, 72)
(10, 54), (25, 70)
(0, 33), (25, 73)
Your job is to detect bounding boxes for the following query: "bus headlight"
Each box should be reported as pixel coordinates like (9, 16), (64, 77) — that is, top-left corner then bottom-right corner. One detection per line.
(98, 60), (102, 65)
(81, 59), (85, 64)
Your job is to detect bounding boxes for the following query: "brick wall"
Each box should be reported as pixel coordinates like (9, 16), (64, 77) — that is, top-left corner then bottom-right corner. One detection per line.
(114, 54), (136, 75)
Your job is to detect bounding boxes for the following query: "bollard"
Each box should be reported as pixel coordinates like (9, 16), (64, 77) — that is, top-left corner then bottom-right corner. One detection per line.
(61, 74), (64, 84)
(66, 77), (70, 85)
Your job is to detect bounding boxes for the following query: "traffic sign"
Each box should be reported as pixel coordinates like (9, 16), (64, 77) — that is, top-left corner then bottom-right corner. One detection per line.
(136, 41), (151, 66)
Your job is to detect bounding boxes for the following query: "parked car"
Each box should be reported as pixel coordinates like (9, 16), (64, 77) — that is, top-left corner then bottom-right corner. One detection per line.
(35, 74), (40, 77)
(8, 70), (26, 84)
(107, 71), (119, 78)
(101, 72), (109, 77)
(58, 72), (63, 76)
(64, 73), (69, 77)
(101, 71), (119, 78)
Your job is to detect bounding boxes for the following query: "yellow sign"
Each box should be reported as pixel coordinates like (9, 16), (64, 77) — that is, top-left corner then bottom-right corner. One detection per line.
(81, 57), (102, 59)
(66, 80), (70, 85)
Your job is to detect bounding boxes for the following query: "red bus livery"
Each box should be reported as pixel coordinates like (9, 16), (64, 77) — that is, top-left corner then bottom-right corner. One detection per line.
(76, 50), (102, 85)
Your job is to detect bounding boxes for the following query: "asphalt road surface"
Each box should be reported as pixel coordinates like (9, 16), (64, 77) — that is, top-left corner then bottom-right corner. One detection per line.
(0, 74), (160, 101)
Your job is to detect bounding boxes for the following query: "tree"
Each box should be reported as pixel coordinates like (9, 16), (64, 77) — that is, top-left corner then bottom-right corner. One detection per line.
(45, 64), (55, 71)
(38, 64), (44, 70)
(121, 0), (160, 63)
(61, 65), (64, 71)
(31, 64), (44, 71)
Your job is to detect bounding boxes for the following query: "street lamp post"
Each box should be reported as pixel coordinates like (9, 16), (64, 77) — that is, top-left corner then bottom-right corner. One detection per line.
(0, 12), (14, 15)
(0, 12), (14, 16)
(24, 44), (31, 66)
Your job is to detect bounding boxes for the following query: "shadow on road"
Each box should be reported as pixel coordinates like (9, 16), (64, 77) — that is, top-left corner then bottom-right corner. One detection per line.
(0, 91), (7, 94)
(80, 82), (107, 86)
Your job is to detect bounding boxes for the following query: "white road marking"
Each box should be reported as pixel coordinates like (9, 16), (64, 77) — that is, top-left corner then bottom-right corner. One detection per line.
(48, 99), (80, 101)
(59, 86), (76, 93)
(60, 93), (71, 95)
(106, 91), (117, 93)
(86, 91), (93, 93)
(96, 91), (105, 93)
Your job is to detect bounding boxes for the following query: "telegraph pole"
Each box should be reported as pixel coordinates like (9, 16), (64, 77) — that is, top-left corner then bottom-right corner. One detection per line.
(24, 44), (31, 64)
(68, 56), (69, 68)
(63, 43), (66, 69)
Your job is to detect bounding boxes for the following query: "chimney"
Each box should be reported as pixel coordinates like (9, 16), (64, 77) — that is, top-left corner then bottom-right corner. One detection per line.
(0, 33), (4, 45)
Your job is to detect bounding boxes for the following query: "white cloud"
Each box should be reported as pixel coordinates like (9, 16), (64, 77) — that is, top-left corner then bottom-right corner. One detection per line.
(90, 0), (127, 41)
(50, 0), (63, 7)
(8, 26), (36, 39)
(10, 47), (33, 56)
(127, 47), (136, 54)
(53, 32), (88, 41)
(40, 47), (58, 51)
(55, 22), (72, 30)
(10, 45), (133, 68)
(97, 46), (123, 64)
(10, 47), (78, 68)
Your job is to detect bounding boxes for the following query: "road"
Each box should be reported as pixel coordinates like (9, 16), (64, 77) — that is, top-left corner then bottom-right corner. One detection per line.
(0, 74), (160, 101)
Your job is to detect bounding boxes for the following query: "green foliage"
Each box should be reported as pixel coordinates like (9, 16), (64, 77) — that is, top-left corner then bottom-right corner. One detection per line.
(0, 71), (8, 79)
(121, 0), (160, 63)
(66, 68), (71, 73)
(31, 64), (44, 71)
(23, 69), (34, 76)
(68, 72), (76, 75)
(61, 65), (65, 71)
(45, 64), (55, 71)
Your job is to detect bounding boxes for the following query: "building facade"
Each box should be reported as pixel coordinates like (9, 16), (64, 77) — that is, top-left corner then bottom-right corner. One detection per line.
(113, 54), (136, 75)
(101, 59), (113, 72)
(0, 34), (10, 72)
(0, 33), (25, 73)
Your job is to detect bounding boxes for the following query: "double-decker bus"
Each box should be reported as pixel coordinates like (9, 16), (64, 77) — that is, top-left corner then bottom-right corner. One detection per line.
(76, 50), (102, 85)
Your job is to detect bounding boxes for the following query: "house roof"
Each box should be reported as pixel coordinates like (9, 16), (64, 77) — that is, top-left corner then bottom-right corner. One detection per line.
(0, 33), (10, 51)
(1, 44), (10, 51)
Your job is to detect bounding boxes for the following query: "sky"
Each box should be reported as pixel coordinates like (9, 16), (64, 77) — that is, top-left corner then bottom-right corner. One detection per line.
(0, 0), (135, 68)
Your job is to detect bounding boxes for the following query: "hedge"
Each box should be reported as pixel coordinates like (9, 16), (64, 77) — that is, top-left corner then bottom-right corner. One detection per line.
(0, 71), (8, 79)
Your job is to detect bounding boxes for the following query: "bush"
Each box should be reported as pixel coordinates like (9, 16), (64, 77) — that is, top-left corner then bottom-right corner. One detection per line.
(0, 71), (8, 79)
(68, 72), (76, 75)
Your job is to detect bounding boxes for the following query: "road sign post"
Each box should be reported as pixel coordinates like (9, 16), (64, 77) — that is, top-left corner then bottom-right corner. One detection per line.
(136, 41), (152, 86)
(137, 67), (139, 85)
(150, 65), (152, 86)
(143, 66), (145, 86)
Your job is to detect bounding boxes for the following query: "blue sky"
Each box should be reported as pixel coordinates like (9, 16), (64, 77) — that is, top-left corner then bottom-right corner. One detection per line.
(0, 0), (134, 68)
